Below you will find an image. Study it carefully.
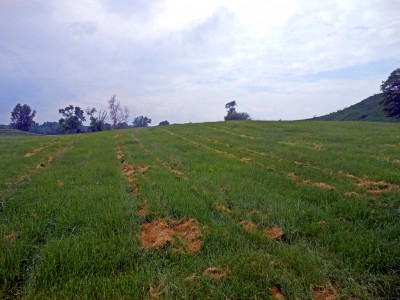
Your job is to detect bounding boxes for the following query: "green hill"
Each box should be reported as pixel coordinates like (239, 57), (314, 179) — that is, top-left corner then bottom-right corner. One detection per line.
(313, 93), (400, 122)
(0, 129), (39, 136)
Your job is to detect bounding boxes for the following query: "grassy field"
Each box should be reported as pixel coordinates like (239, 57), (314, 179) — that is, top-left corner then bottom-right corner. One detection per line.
(1, 121), (399, 299)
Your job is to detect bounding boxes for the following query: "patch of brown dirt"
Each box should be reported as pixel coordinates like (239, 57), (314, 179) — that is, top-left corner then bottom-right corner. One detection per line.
(239, 220), (258, 232)
(148, 284), (166, 299)
(46, 147), (71, 164)
(287, 172), (300, 181)
(279, 141), (324, 151)
(121, 163), (140, 195)
(216, 203), (232, 214)
(192, 185), (209, 195)
(215, 149), (236, 158)
(344, 192), (359, 198)
(4, 231), (18, 243)
(240, 157), (252, 163)
(313, 182), (335, 190)
(157, 158), (189, 181)
(272, 285), (286, 299)
(358, 180), (397, 195)
(137, 166), (150, 173)
(265, 226), (285, 240)
(137, 198), (149, 217)
(184, 275), (202, 283)
(294, 161), (310, 167)
(36, 163), (46, 169)
(202, 267), (230, 280)
(312, 287), (337, 300)
(140, 218), (202, 254)
(340, 172), (399, 195)
(287, 173), (335, 190)
(25, 146), (44, 157)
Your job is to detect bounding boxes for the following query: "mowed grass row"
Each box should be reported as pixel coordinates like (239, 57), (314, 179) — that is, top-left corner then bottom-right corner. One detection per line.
(0, 121), (399, 299)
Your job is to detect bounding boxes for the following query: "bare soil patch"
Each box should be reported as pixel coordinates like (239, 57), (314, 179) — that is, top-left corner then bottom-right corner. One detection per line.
(265, 226), (285, 240)
(25, 146), (44, 157)
(3, 231), (18, 243)
(287, 173), (335, 190)
(239, 220), (258, 232)
(202, 267), (230, 280)
(272, 285), (286, 299)
(137, 198), (149, 217)
(312, 287), (337, 300)
(216, 203), (232, 214)
(140, 218), (202, 254)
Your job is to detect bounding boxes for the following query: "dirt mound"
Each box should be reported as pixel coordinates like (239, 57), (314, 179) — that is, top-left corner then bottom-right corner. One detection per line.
(36, 163), (46, 169)
(137, 198), (149, 217)
(240, 157), (252, 163)
(140, 218), (202, 254)
(287, 173), (335, 190)
(344, 192), (359, 198)
(202, 267), (230, 280)
(239, 220), (258, 232)
(3, 231), (18, 243)
(265, 226), (285, 240)
(216, 203), (232, 214)
(313, 287), (337, 300)
(358, 180), (397, 195)
(272, 285), (286, 299)
(25, 146), (44, 157)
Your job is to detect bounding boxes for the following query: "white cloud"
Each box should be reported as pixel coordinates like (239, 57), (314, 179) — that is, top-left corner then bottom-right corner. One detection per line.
(0, 0), (399, 124)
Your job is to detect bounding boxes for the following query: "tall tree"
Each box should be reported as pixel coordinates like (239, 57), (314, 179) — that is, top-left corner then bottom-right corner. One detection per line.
(224, 101), (251, 121)
(10, 103), (36, 131)
(58, 105), (86, 134)
(132, 116), (151, 127)
(380, 68), (400, 118)
(225, 101), (237, 115)
(107, 95), (129, 128)
(86, 107), (107, 132)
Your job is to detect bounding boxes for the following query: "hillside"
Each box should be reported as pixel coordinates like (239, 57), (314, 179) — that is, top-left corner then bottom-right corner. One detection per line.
(313, 93), (400, 122)
(1, 121), (399, 299)
(0, 129), (39, 136)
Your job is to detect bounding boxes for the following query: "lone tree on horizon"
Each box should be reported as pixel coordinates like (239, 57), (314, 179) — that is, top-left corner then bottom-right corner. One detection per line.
(58, 105), (86, 134)
(380, 68), (400, 119)
(10, 103), (36, 131)
(108, 95), (129, 129)
(224, 101), (251, 121)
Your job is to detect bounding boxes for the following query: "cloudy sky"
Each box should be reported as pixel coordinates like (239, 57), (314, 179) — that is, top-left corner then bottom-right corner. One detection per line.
(1, 0), (399, 125)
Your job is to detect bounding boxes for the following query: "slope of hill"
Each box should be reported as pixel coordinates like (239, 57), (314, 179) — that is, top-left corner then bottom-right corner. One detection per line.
(313, 93), (400, 122)
(0, 129), (39, 136)
(1, 121), (399, 299)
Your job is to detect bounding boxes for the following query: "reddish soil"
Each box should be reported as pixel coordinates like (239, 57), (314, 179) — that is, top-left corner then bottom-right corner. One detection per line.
(140, 218), (202, 254)
(313, 288), (337, 300)
(272, 285), (286, 299)
(137, 198), (149, 217)
(265, 226), (285, 240)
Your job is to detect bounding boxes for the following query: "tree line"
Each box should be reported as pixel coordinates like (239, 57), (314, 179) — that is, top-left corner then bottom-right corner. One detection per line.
(7, 95), (169, 134)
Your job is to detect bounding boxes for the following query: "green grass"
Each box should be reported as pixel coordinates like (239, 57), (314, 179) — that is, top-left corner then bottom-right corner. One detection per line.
(1, 121), (399, 299)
